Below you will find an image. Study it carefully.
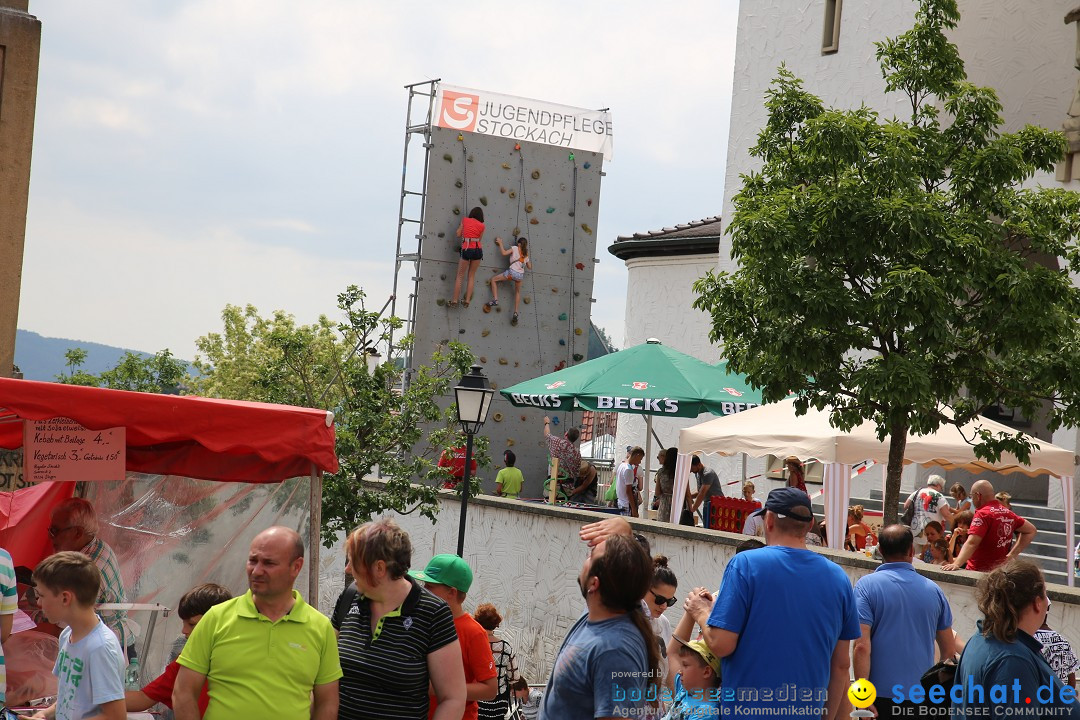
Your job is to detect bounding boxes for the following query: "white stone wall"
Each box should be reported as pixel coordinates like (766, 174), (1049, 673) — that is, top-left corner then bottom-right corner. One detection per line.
(614, 252), (734, 480)
(318, 494), (1080, 684)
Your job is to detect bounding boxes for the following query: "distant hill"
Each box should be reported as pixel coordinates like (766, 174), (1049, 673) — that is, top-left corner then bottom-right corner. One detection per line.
(14, 329), (191, 382)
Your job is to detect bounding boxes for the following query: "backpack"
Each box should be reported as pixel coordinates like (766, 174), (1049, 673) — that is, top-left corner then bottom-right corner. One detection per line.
(332, 581), (360, 629)
(901, 494), (916, 526)
(604, 480), (618, 503)
(919, 646), (965, 708)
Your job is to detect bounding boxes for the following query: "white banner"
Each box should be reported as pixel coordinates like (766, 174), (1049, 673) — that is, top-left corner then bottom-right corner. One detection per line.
(435, 84), (614, 159)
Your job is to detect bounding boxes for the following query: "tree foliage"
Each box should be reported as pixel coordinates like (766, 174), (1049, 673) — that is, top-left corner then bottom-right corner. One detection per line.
(192, 286), (485, 546)
(694, 0), (1080, 521)
(57, 348), (188, 394)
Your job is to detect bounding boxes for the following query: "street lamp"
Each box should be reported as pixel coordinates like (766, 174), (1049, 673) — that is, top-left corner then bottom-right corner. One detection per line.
(364, 347), (382, 375)
(454, 365), (494, 556)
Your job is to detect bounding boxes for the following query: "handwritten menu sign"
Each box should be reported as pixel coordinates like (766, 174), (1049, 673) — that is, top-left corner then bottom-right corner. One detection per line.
(23, 417), (126, 483)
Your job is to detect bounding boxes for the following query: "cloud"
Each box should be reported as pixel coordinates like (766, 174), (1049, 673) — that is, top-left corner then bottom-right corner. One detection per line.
(22, 0), (739, 359)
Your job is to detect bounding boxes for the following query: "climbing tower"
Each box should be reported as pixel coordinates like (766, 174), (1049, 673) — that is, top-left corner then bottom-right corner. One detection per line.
(391, 82), (612, 495)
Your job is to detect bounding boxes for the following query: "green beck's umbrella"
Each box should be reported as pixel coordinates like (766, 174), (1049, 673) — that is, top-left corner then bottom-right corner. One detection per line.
(500, 339), (764, 418)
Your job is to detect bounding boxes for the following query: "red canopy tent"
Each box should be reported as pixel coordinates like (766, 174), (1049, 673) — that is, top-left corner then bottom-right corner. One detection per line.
(0, 378), (339, 600)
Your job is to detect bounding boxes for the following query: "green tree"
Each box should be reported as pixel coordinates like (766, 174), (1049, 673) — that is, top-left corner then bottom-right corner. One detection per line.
(192, 285), (485, 546)
(57, 348), (188, 394)
(694, 0), (1080, 522)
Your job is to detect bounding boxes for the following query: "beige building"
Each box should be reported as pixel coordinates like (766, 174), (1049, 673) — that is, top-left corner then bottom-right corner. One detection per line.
(0, 0), (40, 378)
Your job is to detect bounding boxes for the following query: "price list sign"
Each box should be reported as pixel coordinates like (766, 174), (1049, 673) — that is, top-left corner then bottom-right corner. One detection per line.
(23, 417), (126, 483)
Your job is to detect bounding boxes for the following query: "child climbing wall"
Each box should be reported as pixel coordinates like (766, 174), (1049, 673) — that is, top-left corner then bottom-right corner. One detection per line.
(485, 237), (531, 325)
(451, 206), (485, 307)
(412, 124), (605, 497)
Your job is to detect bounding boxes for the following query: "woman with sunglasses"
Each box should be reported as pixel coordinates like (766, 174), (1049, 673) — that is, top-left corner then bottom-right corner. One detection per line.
(648, 555), (679, 708)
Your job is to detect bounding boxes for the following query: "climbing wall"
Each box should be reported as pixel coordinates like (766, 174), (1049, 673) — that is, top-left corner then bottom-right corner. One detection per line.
(412, 125), (605, 496)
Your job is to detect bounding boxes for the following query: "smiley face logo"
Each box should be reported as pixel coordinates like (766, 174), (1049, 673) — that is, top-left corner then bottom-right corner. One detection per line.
(847, 678), (876, 709)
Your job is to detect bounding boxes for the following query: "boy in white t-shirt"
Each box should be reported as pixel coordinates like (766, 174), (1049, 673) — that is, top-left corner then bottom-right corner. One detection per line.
(21, 552), (124, 720)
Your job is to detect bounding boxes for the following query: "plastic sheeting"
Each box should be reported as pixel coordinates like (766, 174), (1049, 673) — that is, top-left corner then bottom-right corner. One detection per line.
(75, 473), (309, 683)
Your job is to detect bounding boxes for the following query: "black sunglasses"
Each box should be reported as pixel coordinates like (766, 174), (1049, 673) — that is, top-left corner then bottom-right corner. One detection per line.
(651, 590), (677, 607)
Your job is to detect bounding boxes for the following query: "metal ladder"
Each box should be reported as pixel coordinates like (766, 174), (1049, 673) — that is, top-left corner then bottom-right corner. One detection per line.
(389, 79), (440, 391)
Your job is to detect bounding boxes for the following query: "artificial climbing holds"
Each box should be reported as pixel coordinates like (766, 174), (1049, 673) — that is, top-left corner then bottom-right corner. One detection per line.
(551, 287), (559, 293)
(514, 143), (521, 151)
(453, 207), (461, 216)
(502, 162), (511, 170)
(583, 161), (591, 169)
(443, 153), (453, 162)
(574, 291), (581, 297)
(467, 154), (474, 162)
(530, 218), (539, 225)
(568, 152), (575, 161)
(480, 356), (487, 363)
(575, 262), (585, 270)
(520, 415), (527, 422)
(493, 412), (503, 422)
(436, 298), (445, 306)
(508, 190), (516, 199)
(514, 361), (520, 367)
(546, 207), (555, 213)
(499, 358), (508, 365)
(558, 312), (568, 320)
(459, 328), (466, 334)
(457, 133), (463, 141)
(581, 223), (593, 235)
(573, 353), (584, 361)
(507, 438), (516, 447)
(560, 183), (567, 191)
(479, 196), (488, 206)
(438, 232), (445, 238)
(512, 227), (520, 237)
(531, 169), (540, 179)
(575, 327), (583, 336)
(559, 339), (566, 346)
(568, 211), (575, 217)
(555, 360), (567, 371)
(481, 329), (490, 337)
(560, 248), (566, 253)
(523, 297), (531, 305)
(587, 198), (593, 206)
(455, 179), (463, 188)
(441, 338), (449, 345)
(551, 417), (560, 426)
(483, 304), (492, 314)
(491, 382), (498, 390)
(525, 203), (533, 213)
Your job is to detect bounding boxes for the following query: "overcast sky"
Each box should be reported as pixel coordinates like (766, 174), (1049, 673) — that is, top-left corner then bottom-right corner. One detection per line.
(18, 1), (739, 361)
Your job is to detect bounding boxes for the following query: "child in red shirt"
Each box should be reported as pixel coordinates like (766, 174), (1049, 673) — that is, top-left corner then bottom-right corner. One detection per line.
(124, 583), (232, 715)
(412, 554), (497, 720)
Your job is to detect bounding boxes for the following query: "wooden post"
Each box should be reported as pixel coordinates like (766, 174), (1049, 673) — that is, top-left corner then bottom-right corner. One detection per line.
(308, 465), (321, 608)
(548, 458), (559, 505)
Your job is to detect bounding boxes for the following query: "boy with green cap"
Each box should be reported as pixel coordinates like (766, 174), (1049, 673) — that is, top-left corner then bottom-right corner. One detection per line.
(411, 554), (496, 720)
(664, 587), (722, 719)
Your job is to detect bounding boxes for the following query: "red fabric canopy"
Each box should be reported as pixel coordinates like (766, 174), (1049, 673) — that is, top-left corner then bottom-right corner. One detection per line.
(0, 379), (339, 483)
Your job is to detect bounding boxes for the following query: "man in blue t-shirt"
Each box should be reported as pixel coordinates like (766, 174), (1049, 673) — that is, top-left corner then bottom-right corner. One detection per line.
(685, 487), (860, 718)
(854, 524), (954, 718)
(540, 534), (653, 720)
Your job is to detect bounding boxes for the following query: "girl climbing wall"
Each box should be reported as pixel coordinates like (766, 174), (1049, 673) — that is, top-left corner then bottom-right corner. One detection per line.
(451, 206), (485, 307)
(485, 237), (531, 326)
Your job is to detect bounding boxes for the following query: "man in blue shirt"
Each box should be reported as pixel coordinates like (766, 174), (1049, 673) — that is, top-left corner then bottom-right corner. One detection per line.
(854, 524), (955, 718)
(685, 487), (860, 719)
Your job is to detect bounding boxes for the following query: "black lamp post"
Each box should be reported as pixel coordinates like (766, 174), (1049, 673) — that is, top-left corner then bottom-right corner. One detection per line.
(454, 365), (494, 557)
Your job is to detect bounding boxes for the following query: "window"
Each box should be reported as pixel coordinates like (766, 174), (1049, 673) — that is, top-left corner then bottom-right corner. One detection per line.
(822, 0), (843, 54)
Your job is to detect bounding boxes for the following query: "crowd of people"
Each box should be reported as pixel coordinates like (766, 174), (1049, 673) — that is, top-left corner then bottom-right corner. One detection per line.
(3, 467), (1075, 719)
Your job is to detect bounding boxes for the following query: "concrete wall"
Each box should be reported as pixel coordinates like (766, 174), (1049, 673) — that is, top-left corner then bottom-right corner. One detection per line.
(0, 1), (40, 377)
(412, 125), (604, 495)
(315, 493), (1080, 684)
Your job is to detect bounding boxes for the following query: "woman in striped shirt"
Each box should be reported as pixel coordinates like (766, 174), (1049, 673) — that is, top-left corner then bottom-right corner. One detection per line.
(474, 603), (518, 720)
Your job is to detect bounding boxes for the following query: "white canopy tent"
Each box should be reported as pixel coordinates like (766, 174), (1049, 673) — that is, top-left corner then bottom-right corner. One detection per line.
(675, 398), (1080, 585)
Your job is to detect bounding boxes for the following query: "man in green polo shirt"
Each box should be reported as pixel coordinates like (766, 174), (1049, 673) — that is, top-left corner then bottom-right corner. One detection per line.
(173, 526), (342, 720)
